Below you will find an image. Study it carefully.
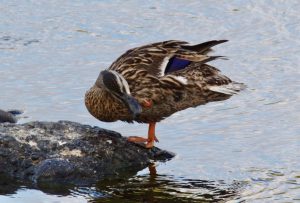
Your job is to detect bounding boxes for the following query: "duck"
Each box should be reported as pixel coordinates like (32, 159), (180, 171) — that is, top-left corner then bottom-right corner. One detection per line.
(85, 40), (245, 148)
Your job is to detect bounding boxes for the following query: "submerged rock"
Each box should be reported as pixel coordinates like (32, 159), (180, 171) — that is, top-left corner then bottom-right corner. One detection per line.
(0, 121), (174, 184)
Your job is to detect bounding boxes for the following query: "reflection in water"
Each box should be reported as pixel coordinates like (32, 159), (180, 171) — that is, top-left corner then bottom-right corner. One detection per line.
(0, 165), (242, 203)
(92, 164), (241, 202)
(0, 175), (19, 195)
(2, 166), (298, 202)
(0, 174), (73, 197)
(0, 35), (39, 50)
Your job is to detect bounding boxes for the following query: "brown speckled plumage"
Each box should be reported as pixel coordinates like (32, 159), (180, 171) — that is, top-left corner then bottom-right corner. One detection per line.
(85, 40), (244, 124)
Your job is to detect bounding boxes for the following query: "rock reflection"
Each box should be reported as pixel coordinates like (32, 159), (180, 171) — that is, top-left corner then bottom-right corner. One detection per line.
(0, 173), (73, 196)
(0, 164), (242, 202)
(0, 174), (19, 195)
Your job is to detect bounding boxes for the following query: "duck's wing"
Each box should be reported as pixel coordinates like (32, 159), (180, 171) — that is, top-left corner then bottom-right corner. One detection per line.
(109, 40), (228, 78)
(171, 63), (245, 95)
(109, 40), (187, 77)
(108, 40), (235, 110)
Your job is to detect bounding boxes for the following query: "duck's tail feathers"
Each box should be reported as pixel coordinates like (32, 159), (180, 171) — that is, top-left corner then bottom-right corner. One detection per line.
(182, 40), (228, 54)
(200, 56), (228, 64)
(208, 82), (246, 95)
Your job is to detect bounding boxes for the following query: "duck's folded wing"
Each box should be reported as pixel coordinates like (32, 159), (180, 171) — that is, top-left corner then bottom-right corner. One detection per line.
(109, 40), (228, 78)
(109, 40), (187, 77)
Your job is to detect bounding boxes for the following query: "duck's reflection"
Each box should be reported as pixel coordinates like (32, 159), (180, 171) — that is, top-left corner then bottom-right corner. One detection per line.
(148, 163), (157, 176)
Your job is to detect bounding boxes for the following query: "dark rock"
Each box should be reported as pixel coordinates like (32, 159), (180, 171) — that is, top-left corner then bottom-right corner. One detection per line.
(0, 109), (17, 123)
(0, 121), (174, 185)
(0, 109), (23, 123)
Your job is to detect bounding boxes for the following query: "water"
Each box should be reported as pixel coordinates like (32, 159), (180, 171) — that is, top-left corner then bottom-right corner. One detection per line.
(1, 0), (299, 202)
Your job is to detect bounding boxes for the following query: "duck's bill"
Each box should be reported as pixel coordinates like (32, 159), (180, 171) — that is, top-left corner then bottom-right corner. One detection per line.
(120, 94), (142, 118)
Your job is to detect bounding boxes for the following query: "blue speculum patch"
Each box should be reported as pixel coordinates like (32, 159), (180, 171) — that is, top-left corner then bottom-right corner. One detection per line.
(164, 57), (191, 74)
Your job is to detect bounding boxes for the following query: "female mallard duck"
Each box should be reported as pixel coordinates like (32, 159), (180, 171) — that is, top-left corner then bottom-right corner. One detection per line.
(85, 40), (244, 148)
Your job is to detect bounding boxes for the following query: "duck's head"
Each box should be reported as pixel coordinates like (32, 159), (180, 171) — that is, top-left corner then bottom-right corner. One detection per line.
(95, 70), (142, 118)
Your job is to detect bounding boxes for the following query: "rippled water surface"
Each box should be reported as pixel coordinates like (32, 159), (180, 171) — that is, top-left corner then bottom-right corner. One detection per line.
(1, 0), (300, 202)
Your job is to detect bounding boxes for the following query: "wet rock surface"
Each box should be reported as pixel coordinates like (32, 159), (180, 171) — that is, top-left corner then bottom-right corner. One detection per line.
(0, 121), (174, 185)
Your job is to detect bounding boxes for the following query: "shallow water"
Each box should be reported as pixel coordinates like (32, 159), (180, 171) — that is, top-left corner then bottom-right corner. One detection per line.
(1, 0), (300, 202)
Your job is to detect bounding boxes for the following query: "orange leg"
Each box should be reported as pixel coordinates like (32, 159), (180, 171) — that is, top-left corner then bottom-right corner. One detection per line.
(127, 122), (158, 148)
(146, 122), (157, 148)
